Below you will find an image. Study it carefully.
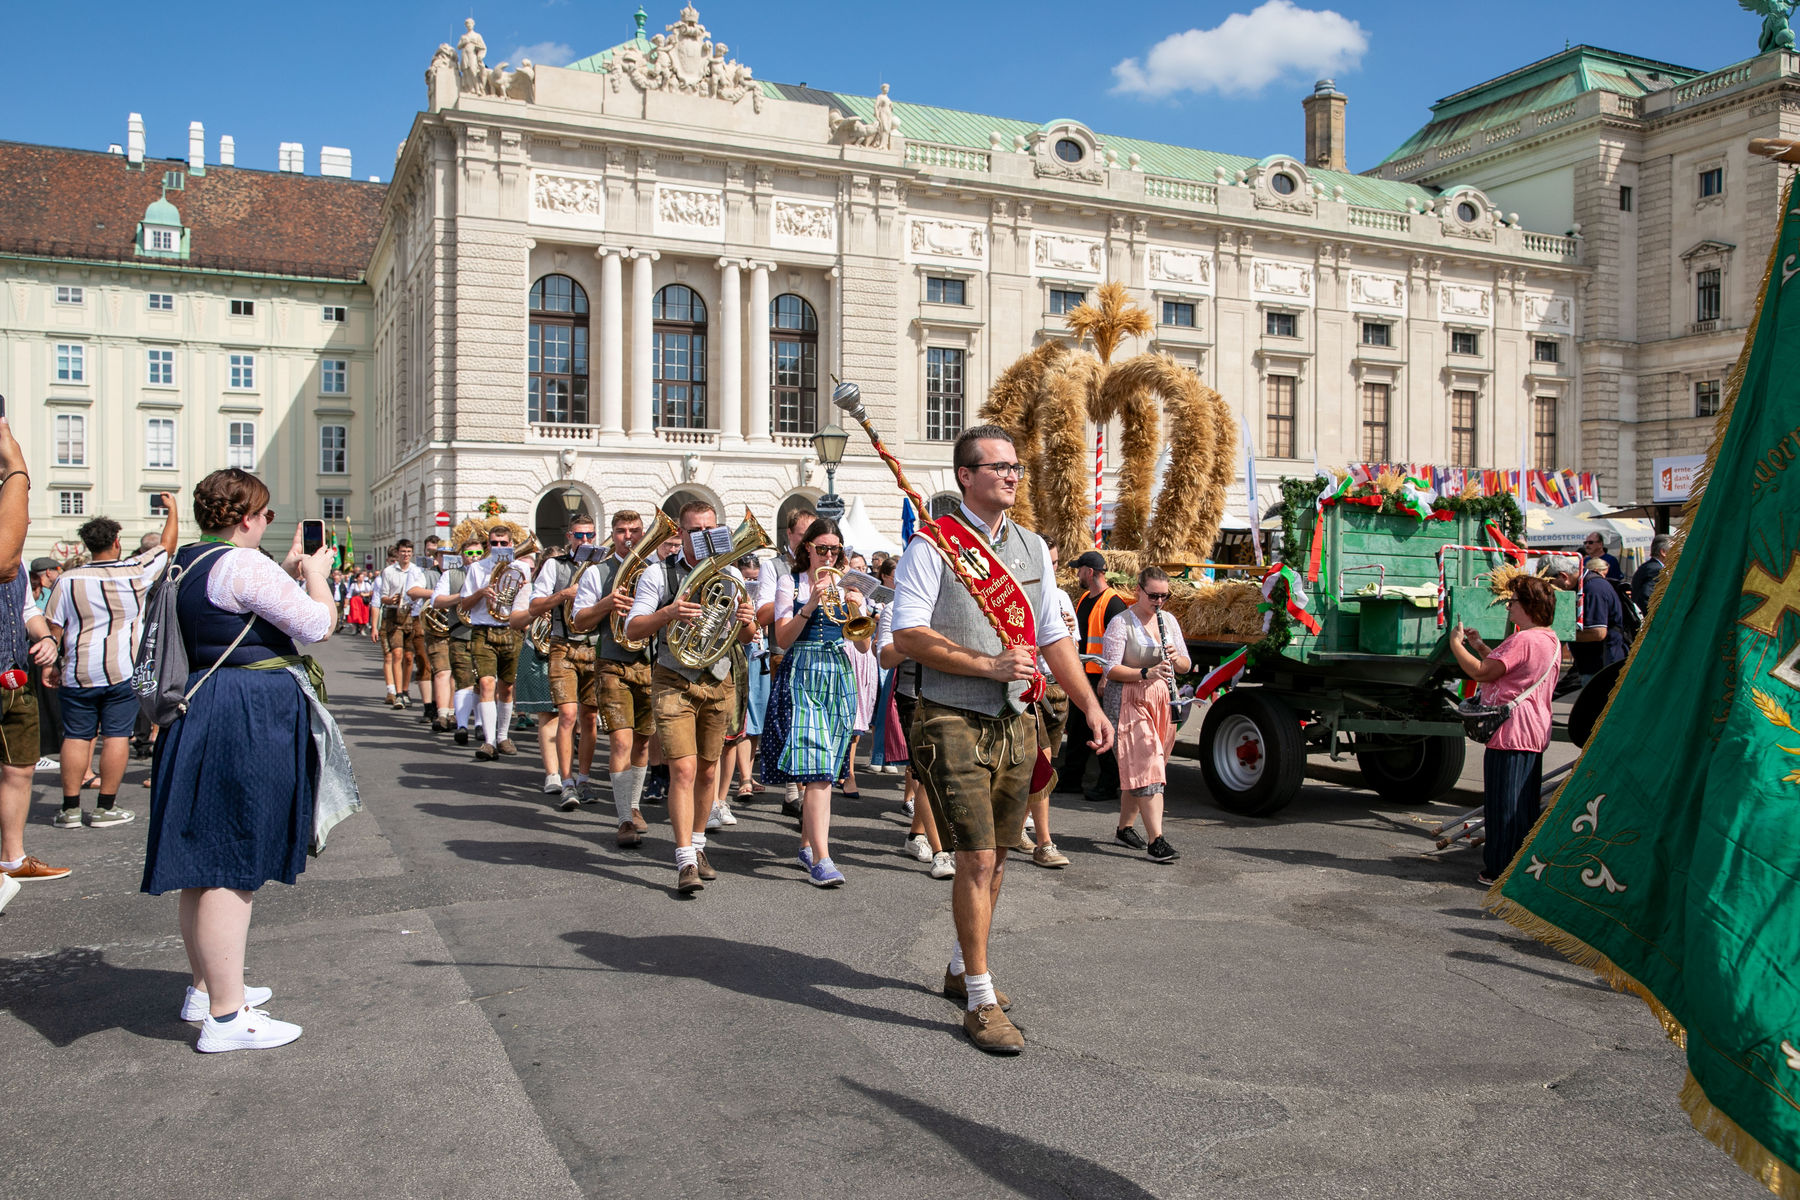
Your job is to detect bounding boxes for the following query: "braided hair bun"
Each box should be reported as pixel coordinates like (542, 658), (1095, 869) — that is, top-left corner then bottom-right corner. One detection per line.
(193, 468), (271, 534)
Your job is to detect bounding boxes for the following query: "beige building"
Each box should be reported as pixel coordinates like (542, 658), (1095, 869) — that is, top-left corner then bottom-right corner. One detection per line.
(0, 125), (382, 560)
(369, 6), (1585, 548)
(1375, 45), (1800, 501)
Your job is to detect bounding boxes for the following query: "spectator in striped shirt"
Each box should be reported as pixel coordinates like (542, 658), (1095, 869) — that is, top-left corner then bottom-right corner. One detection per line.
(44, 499), (178, 829)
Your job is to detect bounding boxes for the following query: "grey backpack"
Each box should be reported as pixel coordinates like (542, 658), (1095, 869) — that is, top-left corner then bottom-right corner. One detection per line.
(131, 545), (250, 725)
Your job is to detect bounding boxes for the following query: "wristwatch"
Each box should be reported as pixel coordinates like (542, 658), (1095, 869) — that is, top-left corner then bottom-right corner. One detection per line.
(1140, 665), (1150, 680)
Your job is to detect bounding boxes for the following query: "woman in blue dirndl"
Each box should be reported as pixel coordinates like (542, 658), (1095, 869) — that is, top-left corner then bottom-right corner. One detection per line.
(760, 520), (870, 887)
(141, 469), (344, 1053)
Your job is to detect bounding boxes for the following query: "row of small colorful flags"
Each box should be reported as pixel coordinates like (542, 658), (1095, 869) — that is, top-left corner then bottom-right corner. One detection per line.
(1343, 464), (1601, 508)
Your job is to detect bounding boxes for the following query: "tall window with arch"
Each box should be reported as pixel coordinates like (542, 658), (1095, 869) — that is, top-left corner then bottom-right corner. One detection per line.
(654, 285), (708, 428)
(771, 293), (818, 434)
(528, 274), (590, 426)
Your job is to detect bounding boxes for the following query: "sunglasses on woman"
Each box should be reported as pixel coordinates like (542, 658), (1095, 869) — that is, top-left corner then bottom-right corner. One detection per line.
(1144, 590), (1171, 603)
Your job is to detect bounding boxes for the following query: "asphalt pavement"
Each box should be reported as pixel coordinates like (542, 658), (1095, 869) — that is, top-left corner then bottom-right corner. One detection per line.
(0, 637), (1763, 1199)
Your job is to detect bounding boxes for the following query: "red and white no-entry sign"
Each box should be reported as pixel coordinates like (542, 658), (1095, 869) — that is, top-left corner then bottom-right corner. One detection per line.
(435, 511), (450, 527)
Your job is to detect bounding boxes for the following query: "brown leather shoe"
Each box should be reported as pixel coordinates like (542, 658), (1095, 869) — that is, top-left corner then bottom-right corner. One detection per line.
(4, 855), (71, 882)
(695, 850), (717, 880)
(630, 809), (648, 833)
(676, 864), (704, 894)
(963, 1003), (1024, 1054)
(616, 821), (641, 848)
(475, 743), (498, 762)
(496, 739), (518, 755)
(942, 969), (1010, 1011)
(1032, 842), (1070, 868)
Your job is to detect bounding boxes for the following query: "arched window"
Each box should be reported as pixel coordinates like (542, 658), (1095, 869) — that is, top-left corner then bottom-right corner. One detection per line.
(528, 275), (589, 426)
(770, 293), (818, 434)
(653, 285), (707, 429)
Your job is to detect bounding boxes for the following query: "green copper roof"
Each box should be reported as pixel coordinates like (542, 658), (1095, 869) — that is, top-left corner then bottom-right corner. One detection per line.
(144, 196), (182, 226)
(567, 6), (651, 73)
(1379, 44), (1706, 165)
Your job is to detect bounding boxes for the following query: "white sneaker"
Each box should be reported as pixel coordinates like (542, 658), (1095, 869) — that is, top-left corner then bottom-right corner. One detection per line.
(1023, 815), (1036, 837)
(0, 871), (18, 914)
(541, 773), (561, 794)
(902, 798), (915, 819)
(706, 803), (724, 832)
(195, 1005), (302, 1052)
(929, 851), (957, 879)
(181, 984), (274, 1022)
(33, 756), (56, 772)
(715, 800), (738, 826)
(903, 833), (933, 862)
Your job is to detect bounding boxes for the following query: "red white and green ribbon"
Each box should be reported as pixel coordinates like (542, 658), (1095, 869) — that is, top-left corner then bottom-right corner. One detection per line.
(1483, 520), (1527, 565)
(1394, 475), (1436, 522)
(1194, 647), (1249, 703)
(1260, 562), (1322, 635)
(1306, 474), (1357, 581)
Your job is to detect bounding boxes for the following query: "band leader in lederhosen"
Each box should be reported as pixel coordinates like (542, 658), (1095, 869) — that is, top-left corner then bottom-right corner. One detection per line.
(890, 424), (1112, 1055)
(522, 513), (602, 810)
(378, 541), (427, 709)
(457, 518), (527, 760)
(431, 520), (487, 744)
(572, 509), (654, 848)
(756, 507), (815, 821)
(624, 500), (756, 896)
(761, 519), (869, 888)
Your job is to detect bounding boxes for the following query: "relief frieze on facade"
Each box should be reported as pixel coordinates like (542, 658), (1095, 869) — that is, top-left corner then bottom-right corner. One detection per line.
(1523, 291), (1574, 333)
(1437, 282), (1494, 323)
(1030, 231), (1104, 279)
(1146, 245), (1214, 293)
(1251, 258), (1315, 303)
(905, 217), (987, 267)
(1348, 270), (1406, 314)
(654, 184), (725, 240)
(530, 171), (606, 229)
(772, 198), (836, 246)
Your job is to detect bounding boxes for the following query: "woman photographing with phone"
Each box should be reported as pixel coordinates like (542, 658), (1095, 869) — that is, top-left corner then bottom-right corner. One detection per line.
(141, 468), (347, 1053)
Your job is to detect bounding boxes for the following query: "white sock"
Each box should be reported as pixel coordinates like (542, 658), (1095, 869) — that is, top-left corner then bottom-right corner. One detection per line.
(675, 846), (697, 870)
(786, 782), (800, 802)
(0, 857), (20, 871)
(386, 684), (396, 696)
(575, 774), (590, 786)
(613, 766), (643, 822)
(455, 688), (475, 727)
(438, 707), (454, 720)
(691, 831), (706, 850)
(949, 938), (965, 976)
(496, 701), (513, 738)
(479, 701), (498, 745)
(964, 972), (996, 1012)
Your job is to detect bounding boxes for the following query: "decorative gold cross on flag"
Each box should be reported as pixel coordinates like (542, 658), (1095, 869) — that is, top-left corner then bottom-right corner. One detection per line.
(1741, 550), (1800, 636)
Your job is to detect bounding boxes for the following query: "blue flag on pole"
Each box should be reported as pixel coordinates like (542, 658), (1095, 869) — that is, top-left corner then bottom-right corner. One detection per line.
(901, 497), (916, 545)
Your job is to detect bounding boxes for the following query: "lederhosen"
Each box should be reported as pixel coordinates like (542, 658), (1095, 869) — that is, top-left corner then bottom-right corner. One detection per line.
(412, 566), (442, 671)
(467, 558), (522, 684)
(440, 566), (476, 689)
(594, 554), (654, 737)
(647, 557), (737, 763)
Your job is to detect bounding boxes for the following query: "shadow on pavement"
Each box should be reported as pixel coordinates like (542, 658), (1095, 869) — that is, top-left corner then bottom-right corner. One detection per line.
(558, 930), (949, 1033)
(1445, 949), (1614, 991)
(841, 1078), (1159, 1199)
(1217, 844), (1470, 884)
(0, 947), (193, 1046)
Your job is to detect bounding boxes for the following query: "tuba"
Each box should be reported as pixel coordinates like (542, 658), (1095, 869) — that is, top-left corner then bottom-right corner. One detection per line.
(667, 510), (773, 671)
(487, 535), (541, 622)
(813, 566), (877, 641)
(611, 509), (679, 651)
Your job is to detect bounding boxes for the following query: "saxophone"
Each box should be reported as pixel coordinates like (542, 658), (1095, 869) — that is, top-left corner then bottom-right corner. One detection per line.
(667, 510), (773, 671)
(610, 508), (678, 651)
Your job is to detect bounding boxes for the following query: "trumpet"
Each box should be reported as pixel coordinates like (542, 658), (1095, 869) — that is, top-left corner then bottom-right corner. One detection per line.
(814, 566), (877, 641)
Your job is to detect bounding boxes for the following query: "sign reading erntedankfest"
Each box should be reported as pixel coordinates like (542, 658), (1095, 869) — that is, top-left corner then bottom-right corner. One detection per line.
(1492, 177), (1800, 1196)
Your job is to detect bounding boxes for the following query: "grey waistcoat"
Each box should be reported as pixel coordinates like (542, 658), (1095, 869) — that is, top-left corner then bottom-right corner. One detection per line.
(443, 568), (473, 641)
(591, 556), (647, 665)
(919, 520), (1049, 717)
(651, 558), (733, 683)
(545, 557), (597, 646)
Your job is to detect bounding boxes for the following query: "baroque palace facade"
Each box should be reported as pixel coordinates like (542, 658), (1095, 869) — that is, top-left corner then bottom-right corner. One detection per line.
(3, 6), (1795, 557)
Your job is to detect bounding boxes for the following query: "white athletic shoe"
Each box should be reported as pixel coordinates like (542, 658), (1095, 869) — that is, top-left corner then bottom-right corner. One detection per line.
(901, 798), (915, 819)
(181, 984), (274, 1022)
(0, 871), (18, 915)
(1023, 815), (1036, 838)
(903, 833), (933, 862)
(929, 851), (957, 879)
(195, 1005), (302, 1053)
(715, 799), (737, 826)
(706, 803), (725, 832)
(541, 773), (561, 794)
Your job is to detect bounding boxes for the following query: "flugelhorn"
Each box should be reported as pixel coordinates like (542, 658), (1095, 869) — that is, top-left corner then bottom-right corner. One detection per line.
(611, 509), (678, 651)
(814, 566), (877, 641)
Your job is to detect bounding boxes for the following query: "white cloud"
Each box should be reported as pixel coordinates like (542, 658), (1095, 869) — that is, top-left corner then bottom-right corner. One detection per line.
(503, 41), (576, 68)
(1112, 1), (1368, 98)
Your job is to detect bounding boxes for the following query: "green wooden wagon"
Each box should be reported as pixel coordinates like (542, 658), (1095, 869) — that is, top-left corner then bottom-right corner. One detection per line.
(1191, 503), (1577, 817)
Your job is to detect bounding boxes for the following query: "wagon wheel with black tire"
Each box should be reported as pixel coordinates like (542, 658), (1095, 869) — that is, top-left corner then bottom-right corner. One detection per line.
(1354, 734), (1466, 803)
(1198, 689), (1305, 817)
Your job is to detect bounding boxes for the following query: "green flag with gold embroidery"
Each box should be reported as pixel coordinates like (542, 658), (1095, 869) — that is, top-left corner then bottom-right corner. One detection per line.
(1491, 177), (1800, 1196)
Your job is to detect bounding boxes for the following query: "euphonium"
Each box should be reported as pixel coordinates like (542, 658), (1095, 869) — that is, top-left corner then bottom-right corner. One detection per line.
(813, 567), (877, 641)
(420, 604), (453, 637)
(611, 509), (678, 651)
(668, 510), (773, 671)
(528, 614), (553, 655)
(487, 534), (541, 622)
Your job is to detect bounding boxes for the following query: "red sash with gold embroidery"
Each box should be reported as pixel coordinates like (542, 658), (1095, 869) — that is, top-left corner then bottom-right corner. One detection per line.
(925, 513), (1047, 707)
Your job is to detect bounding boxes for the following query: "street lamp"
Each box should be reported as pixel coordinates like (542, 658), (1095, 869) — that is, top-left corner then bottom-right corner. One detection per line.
(811, 423), (849, 521)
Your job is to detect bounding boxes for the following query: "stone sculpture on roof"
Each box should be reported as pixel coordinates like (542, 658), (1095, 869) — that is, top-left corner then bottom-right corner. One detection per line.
(1740, 0), (1797, 53)
(829, 84), (902, 150)
(611, 6), (763, 112)
(432, 20), (535, 103)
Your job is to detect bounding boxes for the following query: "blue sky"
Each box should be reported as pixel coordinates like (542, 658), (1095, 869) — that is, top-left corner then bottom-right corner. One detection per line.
(6, 1), (1765, 180)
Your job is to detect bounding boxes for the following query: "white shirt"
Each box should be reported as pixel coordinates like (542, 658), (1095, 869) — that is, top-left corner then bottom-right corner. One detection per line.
(571, 552), (626, 613)
(1039, 588), (1077, 675)
(459, 554), (522, 628)
(204, 548), (335, 644)
(380, 563), (426, 609)
(625, 555), (746, 627)
(409, 568), (439, 617)
(755, 547), (796, 618)
(889, 503), (1069, 648)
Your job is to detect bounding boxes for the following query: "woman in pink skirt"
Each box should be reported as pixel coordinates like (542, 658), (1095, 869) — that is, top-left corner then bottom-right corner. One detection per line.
(1100, 566), (1191, 863)
(841, 617), (878, 798)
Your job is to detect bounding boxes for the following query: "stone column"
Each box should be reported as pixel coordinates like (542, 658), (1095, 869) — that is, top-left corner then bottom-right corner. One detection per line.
(629, 250), (657, 438)
(597, 248), (624, 435)
(717, 258), (743, 440)
(749, 262), (772, 442)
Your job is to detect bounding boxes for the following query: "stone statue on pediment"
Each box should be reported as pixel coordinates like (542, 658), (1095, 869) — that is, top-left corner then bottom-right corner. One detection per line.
(1741, 0), (1797, 52)
(456, 19), (487, 92)
(613, 6), (762, 112)
(829, 85), (901, 150)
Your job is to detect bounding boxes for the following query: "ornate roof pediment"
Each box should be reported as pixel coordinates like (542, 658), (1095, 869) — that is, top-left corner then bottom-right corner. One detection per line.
(611, 6), (762, 113)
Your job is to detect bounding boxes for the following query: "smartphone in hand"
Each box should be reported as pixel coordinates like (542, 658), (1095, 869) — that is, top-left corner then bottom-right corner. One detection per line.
(301, 519), (326, 554)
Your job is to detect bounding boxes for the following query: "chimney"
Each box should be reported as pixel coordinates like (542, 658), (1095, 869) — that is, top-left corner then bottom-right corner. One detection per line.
(219, 135), (235, 166)
(127, 113), (145, 166)
(278, 142), (304, 172)
(188, 121), (205, 174)
(1302, 79), (1347, 172)
(107, 143), (123, 155)
(319, 146), (352, 178)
